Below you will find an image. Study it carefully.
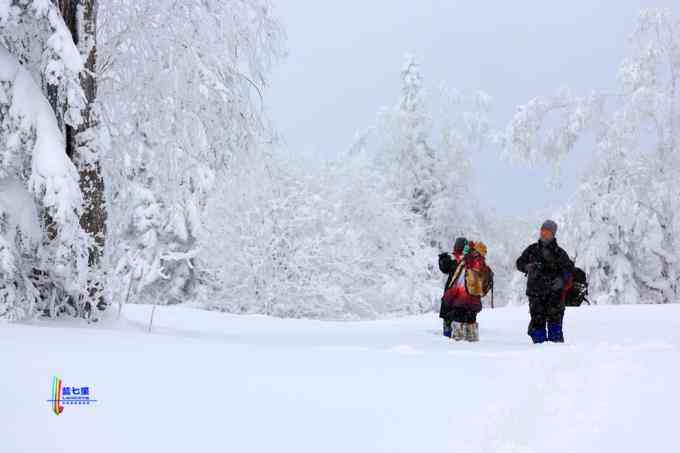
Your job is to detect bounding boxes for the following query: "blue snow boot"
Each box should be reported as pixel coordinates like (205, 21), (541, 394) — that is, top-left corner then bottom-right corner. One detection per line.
(547, 322), (564, 343)
(529, 328), (547, 344)
(443, 320), (452, 338)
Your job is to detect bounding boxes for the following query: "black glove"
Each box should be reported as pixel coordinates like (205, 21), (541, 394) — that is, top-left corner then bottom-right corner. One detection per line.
(525, 263), (539, 274)
(551, 276), (564, 291)
(438, 253), (452, 272)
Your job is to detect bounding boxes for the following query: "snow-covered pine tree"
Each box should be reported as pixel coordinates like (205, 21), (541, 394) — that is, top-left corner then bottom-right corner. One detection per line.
(351, 54), (492, 252)
(386, 54), (443, 226)
(0, 3), (93, 320)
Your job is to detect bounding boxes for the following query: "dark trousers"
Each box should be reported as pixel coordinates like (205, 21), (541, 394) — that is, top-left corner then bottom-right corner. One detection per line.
(445, 306), (480, 325)
(528, 292), (564, 333)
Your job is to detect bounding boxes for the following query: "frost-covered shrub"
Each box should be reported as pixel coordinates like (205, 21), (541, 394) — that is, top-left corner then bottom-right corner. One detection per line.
(109, 180), (201, 307)
(199, 156), (440, 320)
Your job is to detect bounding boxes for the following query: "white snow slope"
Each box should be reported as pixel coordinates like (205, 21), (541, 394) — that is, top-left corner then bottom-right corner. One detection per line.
(1, 304), (679, 453)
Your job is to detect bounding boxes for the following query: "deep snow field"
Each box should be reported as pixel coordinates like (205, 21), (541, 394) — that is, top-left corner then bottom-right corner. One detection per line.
(1, 303), (679, 453)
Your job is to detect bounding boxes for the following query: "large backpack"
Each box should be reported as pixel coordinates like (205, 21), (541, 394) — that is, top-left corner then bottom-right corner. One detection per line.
(466, 266), (493, 297)
(441, 249), (493, 304)
(464, 247), (493, 298)
(564, 267), (589, 306)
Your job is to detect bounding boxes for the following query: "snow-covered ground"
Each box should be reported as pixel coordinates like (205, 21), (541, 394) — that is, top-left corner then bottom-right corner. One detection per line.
(1, 304), (679, 453)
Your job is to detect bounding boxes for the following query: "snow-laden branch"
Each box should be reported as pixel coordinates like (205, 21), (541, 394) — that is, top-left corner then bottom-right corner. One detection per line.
(1, 0), (86, 128)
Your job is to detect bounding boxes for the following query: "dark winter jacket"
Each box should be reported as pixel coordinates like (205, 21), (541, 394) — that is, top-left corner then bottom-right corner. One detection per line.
(438, 253), (462, 318)
(516, 239), (574, 297)
(438, 253), (462, 290)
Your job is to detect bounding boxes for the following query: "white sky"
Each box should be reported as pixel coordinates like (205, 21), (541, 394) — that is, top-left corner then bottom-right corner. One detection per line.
(266, 1), (680, 217)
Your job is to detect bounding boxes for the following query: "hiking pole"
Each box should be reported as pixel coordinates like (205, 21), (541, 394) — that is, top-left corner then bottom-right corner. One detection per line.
(491, 282), (495, 309)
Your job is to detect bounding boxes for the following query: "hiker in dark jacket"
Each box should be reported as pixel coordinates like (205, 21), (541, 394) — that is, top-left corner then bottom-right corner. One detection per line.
(516, 220), (574, 343)
(438, 237), (467, 337)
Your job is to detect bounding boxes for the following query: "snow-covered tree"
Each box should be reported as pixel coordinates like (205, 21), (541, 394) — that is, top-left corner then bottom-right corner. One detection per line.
(428, 86), (493, 251)
(352, 54), (492, 252)
(0, 3), (96, 320)
(504, 9), (680, 305)
(99, 0), (285, 307)
(54, 0), (108, 309)
(378, 54), (442, 224)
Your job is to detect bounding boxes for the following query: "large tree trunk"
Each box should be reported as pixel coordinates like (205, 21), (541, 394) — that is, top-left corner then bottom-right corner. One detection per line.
(52, 0), (107, 311)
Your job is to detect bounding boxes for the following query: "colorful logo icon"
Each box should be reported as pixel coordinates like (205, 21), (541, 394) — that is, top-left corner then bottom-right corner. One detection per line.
(50, 376), (64, 415)
(47, 376), (97, 415)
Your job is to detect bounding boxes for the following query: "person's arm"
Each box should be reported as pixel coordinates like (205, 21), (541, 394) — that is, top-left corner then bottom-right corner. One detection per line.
(557, 248), (575, 274)
(438, 253), (454, 274)
(548, 248), (575, 291)
(516, 246), (532, 274)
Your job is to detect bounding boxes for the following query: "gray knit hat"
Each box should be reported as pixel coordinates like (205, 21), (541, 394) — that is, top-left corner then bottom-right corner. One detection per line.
(541, 220), (558, 235)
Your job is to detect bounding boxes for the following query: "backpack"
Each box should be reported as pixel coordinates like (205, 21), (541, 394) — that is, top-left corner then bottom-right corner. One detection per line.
(564, 267), (589, 306)
(464, 252), (493, 298)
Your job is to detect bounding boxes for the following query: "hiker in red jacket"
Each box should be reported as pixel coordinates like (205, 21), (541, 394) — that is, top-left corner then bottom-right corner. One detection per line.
(440, 241), (493, 342)
(438, 237), (467, 337)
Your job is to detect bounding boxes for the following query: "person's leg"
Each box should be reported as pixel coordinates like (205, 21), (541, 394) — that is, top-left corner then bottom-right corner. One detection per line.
(440, 299), (452, 337)
(450, 307), (466, 341)
(464, 308), (480, 342)
(528, 296), (548, 343)
(547, 293), (566, 342)
(442, 318), (452, 337)
(473, 308), (481, 341)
